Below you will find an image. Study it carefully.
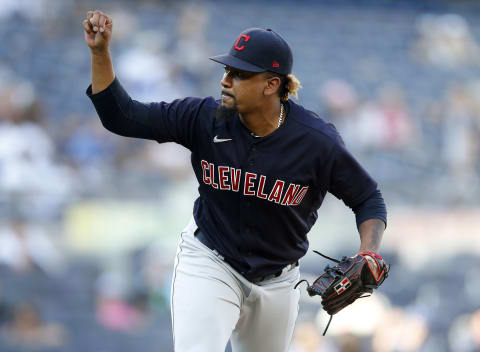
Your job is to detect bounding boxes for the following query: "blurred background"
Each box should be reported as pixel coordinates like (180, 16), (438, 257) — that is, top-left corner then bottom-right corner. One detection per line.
(0, 0), (479, 351)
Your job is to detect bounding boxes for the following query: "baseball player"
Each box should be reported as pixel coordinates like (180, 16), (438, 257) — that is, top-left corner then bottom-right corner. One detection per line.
(83, 10), (388, 352)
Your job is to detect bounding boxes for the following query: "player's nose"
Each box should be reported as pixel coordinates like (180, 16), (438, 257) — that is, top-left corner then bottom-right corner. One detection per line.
(220, 72), (232, 88)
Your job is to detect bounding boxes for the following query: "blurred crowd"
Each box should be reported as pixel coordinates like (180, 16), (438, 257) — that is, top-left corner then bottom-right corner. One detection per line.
(1, 0), (480, 351)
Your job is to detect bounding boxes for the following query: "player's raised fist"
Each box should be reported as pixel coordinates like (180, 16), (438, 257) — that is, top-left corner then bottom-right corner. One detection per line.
(83, 10), (113, 53)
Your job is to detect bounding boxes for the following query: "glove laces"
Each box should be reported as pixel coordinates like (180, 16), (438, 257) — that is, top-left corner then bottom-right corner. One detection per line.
(294, 250), (379, 336)
(293, 250), (345, 336)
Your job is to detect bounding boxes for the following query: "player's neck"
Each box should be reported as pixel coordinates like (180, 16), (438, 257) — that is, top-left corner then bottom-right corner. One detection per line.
(239, 99), (282, 137)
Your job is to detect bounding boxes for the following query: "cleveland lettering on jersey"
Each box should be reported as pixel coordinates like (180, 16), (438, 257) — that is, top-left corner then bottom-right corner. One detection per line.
(200, 159), (309, 206)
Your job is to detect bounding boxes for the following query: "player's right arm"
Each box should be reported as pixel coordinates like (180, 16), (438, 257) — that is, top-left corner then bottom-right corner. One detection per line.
(83, 10), (115, 94)
(82, 11), (211, 151)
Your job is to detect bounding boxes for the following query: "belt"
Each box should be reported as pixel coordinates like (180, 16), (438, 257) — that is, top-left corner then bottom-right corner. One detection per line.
(195, 229), (299, 283)
(251, 261), (299, 283)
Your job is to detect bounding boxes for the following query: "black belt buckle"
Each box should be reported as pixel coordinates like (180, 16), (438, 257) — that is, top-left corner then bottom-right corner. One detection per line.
(252, 271), (281, 284)
(252, 261), (298, 284)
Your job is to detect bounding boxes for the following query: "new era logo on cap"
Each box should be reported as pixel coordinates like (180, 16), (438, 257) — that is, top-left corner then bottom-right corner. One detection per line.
(209, 27), (293, 75)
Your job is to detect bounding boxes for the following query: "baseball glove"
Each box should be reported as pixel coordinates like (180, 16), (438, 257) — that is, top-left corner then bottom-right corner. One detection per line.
(295, 250), (389, 335)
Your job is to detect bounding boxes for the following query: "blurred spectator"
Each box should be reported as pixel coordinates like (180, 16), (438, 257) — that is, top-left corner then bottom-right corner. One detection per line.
(95, 270), (147, 332)
(117, 30), (183, 102)
(354, 84), (415, 152)
(418, 99), (444, 164)
(412, 14), (480, 68)
(318, 79), (359, 146)
(352, 99), (386, 151)
(0, 302), (68, 349)
(439, 83), (480, 202)
(376, 84), (417, 151)
(335, 332), (364, 352)
(319, 79), (358, 120)
(136, 142), (193, 181)
(62, 118), (116, 169)
(289, 321), (324, 352)
(321, 81), (416, 153)
(60, 116), (118, 192)
(372, 308), (429, 352)
(0, 214), (64, 276)
(0, 0), (51, 20)
(0, 79), (75, 216)
(106, 8), (139, 42)
(173, 3), (214, 95)
(442, 84), (478, 171)
(138, 242), (174, 314)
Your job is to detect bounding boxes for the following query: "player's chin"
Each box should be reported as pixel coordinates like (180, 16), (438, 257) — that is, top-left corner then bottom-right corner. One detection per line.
(215, 104), (237, 121)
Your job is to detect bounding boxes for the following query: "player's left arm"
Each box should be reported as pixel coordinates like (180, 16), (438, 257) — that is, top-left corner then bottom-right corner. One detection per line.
(358, 218), (385, 252)
(325, 126), (388, 253)
(326, 146), (387, 251)
(296, 139), (389, 323)
(351, 189), (387, 252)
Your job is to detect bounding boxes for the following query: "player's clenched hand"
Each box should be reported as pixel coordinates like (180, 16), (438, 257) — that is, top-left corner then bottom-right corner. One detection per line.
(83, 10), (113, 54)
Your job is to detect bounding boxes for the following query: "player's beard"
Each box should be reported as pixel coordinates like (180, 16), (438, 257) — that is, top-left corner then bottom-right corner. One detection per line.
(216, 97), (238, 122)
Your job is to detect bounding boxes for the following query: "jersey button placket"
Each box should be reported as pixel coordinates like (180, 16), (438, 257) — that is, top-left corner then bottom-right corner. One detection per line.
(249, 142), (256, 165)
(241, 141), (258, 258)
(238, 227), (252, 255)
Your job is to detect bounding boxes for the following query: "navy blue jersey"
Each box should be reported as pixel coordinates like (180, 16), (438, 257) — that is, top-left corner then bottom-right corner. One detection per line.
(87, 78), (381, 281)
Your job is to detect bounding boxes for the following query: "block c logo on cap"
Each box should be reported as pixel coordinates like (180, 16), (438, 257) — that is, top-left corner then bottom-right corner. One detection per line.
(234, 34), (250, 51)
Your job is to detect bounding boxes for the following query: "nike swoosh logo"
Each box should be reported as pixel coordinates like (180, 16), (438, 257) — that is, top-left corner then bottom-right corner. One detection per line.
(213, 135), (232, 143)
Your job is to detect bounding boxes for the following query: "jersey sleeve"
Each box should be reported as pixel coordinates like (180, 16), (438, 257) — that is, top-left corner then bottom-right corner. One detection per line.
(86, 77), (213, 150)
(326, 133), (378, 209)
(352, 189), (387, 228)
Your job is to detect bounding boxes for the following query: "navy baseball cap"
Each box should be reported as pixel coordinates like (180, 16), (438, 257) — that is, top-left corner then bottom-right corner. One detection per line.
(209, 27), (293, 75)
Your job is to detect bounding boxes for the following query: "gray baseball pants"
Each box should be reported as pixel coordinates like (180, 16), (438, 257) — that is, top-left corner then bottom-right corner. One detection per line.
(171, 217), (300, 352)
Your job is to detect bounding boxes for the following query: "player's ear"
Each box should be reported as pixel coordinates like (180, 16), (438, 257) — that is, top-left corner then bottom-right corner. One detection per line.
(263, 75), (281, 97)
